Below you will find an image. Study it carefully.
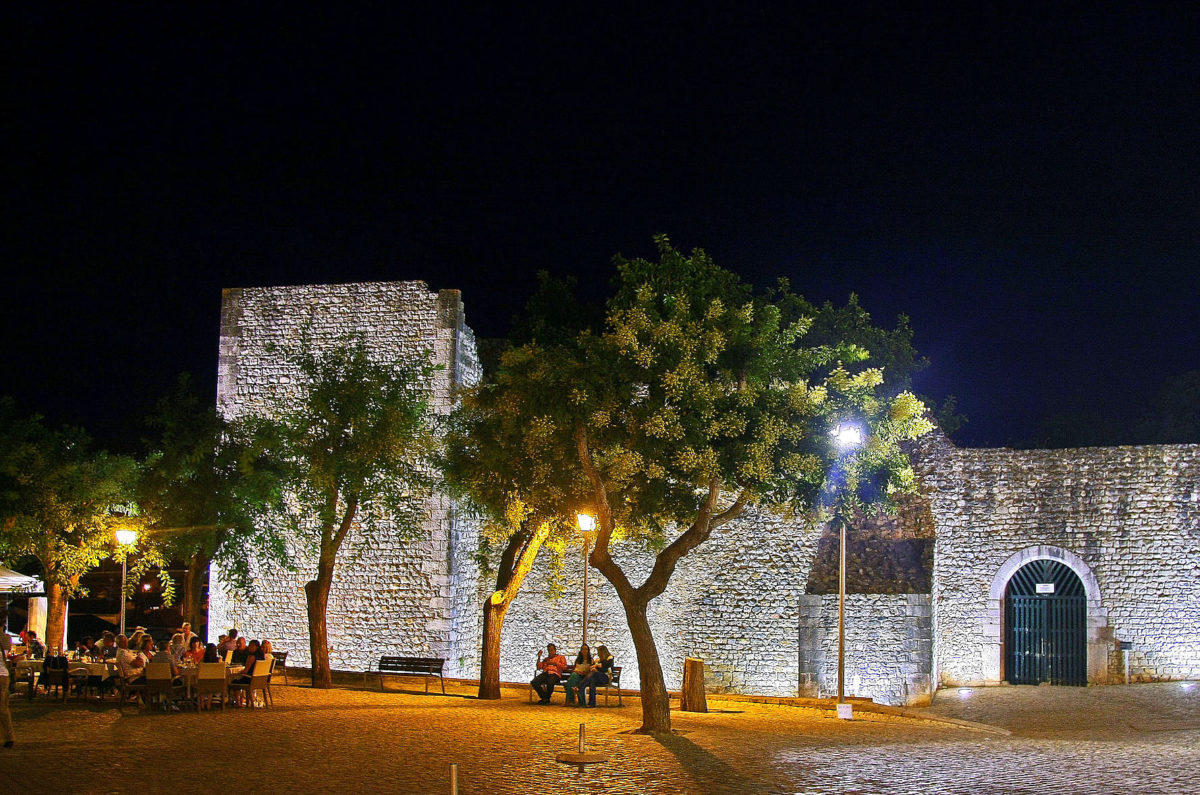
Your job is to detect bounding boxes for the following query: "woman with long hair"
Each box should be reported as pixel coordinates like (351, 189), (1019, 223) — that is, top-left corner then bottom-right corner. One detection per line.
(575, 644), (614, 708)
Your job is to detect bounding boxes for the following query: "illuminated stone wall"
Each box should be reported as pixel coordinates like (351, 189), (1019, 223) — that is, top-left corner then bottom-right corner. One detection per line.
(494, 506), (827, 698)
(209, 281), (482, 674)
(796, 594), (933, 706)
(915, 433), (1200, 687)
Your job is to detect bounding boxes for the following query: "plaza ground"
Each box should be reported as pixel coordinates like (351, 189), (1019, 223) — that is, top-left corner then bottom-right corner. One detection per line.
(6, 679), (1199, 794)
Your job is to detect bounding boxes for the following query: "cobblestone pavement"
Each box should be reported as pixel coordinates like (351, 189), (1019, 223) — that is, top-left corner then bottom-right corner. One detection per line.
(5, 681), (1199, 794)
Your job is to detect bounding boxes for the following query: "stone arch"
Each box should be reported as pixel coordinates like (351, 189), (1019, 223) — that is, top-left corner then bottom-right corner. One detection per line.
(980, 545), (1110, 685)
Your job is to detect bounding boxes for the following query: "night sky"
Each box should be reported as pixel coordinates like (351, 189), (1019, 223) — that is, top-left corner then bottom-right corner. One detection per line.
(4, 6), (1199, 450)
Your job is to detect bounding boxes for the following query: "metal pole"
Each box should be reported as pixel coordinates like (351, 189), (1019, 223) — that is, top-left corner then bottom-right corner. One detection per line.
(837, 515), (846, 703)
(119, 555), (127, 637)
(582, 536), (589, 647)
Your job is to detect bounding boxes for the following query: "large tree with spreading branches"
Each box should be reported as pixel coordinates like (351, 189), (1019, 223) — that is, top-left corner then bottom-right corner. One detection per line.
(449, 237), (932, 732)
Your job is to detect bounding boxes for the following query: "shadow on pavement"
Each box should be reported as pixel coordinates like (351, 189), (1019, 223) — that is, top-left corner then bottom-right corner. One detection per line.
(652, 730), (759, 794)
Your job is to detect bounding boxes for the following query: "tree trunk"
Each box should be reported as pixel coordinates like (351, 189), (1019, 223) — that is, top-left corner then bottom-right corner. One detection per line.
(624, 600), (672, 733)
(478, 598), (511, 699)
(182, 555), (210, 636)
(304, 557), (335, 689)
(45, 581), (69, 655)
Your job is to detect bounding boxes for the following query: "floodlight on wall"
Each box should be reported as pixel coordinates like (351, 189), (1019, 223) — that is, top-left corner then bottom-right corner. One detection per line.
(831, 424), (863, 449)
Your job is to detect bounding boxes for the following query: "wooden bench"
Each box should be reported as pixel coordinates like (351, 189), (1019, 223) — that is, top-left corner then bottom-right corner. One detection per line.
(367, 656), (446, 694)
(528, 665), (623, 705)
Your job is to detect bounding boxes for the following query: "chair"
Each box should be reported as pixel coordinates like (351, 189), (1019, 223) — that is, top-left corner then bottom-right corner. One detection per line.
(261, 655), (278, 705)
(229, 655), (272, 708)
(194, 663), (229, 711)
(603, 666), (623, 706)
(270, 650), (289, 685)
(144, 663), (185, 710)
(39, 656), (70, 700)
(117, 672), (147, 713)
(224, 649), (234, 665)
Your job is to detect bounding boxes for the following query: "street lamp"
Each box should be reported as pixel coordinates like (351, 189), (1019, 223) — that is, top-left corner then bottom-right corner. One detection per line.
(831, 423), (863, 704)
(577, 513), (597, 647)
(114, 528), (138, 636)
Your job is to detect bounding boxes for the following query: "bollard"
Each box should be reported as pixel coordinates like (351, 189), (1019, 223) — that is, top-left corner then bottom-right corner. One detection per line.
(449, 763), (458, 794)
(555, 720), (609, 764)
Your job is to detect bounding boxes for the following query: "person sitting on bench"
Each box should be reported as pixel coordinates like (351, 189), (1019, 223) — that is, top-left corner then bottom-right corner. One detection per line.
(575, 645), (614, 707)
(530, 643), (567, 704)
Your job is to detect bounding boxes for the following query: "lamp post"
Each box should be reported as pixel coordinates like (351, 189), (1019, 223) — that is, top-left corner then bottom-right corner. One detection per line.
(831, 423), (863, 704)
(114, 528), (138, 636)
(576, 514), (597, 647)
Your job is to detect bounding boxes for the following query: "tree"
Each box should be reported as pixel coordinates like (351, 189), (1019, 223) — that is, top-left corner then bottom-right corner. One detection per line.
(0, 399), (157, 650)
(444, 273), (601, 699)
(245, 334), (437, 688)
(138, 374), (287, 632)
(451, 237), (932, 732)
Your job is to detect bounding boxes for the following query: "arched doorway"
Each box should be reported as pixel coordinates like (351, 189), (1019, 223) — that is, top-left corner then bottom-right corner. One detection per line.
(1004, 558), (1087, 685)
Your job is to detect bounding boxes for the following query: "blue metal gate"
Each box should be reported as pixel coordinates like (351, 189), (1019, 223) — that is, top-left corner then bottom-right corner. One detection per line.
(1004, 559), (1087, 686)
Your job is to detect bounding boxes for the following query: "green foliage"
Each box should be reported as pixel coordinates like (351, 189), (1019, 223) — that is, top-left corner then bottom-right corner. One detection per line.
(0, 398), (147, 597)
(447, 234), (934, 554)
(245, 331), (439, 559)
(138, 374), (289, 597)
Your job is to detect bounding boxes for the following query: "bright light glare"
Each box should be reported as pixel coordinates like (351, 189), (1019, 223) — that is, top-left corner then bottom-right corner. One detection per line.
(1182, 682), (1195, 691)
(114, 529), (138, 545)
(959, 688), (973, 698)
(576, 513), (596, 533)
(142, 583), (152, 592)
(831, 424), (863, 449)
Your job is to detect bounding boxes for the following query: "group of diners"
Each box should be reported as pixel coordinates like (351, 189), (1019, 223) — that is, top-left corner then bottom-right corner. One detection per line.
(22, 624), (275, 709)
(530, 642), (615, 707)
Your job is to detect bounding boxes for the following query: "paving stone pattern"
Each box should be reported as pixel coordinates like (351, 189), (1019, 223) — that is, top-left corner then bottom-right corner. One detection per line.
(6, 682), (1200, 794)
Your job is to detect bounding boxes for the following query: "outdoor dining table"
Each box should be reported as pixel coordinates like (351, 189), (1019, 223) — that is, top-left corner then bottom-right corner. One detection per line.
(178, 663), (244, 697)
(67, 660), (118, 699)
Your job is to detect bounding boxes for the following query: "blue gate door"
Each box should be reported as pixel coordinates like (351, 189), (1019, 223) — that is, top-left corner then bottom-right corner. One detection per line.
(1004, 559), (1087, 686)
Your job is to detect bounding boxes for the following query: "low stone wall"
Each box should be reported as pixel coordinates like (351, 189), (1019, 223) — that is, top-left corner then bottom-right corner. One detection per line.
(796, 594), (933, 706)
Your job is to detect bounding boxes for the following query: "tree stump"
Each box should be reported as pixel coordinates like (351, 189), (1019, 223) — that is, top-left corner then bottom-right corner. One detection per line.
(680, 657), (708, 713)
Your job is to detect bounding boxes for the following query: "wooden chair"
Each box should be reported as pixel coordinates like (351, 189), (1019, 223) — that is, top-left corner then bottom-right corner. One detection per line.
(144, 662), (185, 710)
(224, 649), (234, 665)
(229, 655), (272, 708)
(261, 655), (278, 705)
(117, 672), (147, 713)
(39, 656), (70, 700)
(194, 663), (229, 711)
(270, 650), (289, 685)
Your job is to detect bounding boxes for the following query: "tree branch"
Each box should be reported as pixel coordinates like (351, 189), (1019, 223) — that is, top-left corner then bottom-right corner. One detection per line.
(574, 422), (637, 604)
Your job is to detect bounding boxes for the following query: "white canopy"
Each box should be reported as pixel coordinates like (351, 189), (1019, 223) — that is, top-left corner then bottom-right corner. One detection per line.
(0, 567), (42, 593)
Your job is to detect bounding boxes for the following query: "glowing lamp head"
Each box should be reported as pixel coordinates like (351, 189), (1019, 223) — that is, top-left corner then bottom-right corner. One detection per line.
(114, 529), (138, 546)
(576, 513), (596, 533)
(831, 424), (863, 449)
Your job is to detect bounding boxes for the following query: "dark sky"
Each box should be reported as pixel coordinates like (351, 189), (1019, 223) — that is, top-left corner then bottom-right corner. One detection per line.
(4, 6), (1199, 450)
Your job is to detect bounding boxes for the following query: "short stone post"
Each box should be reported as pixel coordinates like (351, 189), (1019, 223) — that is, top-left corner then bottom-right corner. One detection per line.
(680, 657), (708, 713)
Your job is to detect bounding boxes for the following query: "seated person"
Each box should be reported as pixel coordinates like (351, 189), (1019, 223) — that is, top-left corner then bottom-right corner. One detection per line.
(115, 636), (144, 684)
(230, 636), (249, 665)
(575, 644), (615, 707)
(202, 643), (221, 664)
(230, 640), (265, 705)
(218, 629), (239, 654)
(150, 640), (181, 679)
(564, 644), (593, 705)
(183, 637), (206, 664)
(530, 643), (567, 704)
(23, 631), (45, 659)
(166, 633), (187, 665)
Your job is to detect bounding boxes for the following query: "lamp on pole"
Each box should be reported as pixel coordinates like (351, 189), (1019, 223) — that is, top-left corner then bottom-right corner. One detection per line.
(831, 423), (863, 704)
(114, 528), (138, 636)
(576, 513), (597, 647)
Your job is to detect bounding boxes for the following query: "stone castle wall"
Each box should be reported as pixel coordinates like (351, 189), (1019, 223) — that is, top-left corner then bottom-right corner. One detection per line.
(492, 506), (826, 696)
(210, 279), (1200, 705)
(210, 281), (482, 673)
(915, 434), (1200, 686)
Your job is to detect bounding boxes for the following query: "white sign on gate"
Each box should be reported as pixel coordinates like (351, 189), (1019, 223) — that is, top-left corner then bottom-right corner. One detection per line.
(1036, 583), (1055, 594)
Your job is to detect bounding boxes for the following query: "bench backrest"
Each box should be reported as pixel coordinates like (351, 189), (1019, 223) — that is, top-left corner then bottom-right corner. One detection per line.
(379, 656), (445, 673)
(609, 666), (622, 684)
